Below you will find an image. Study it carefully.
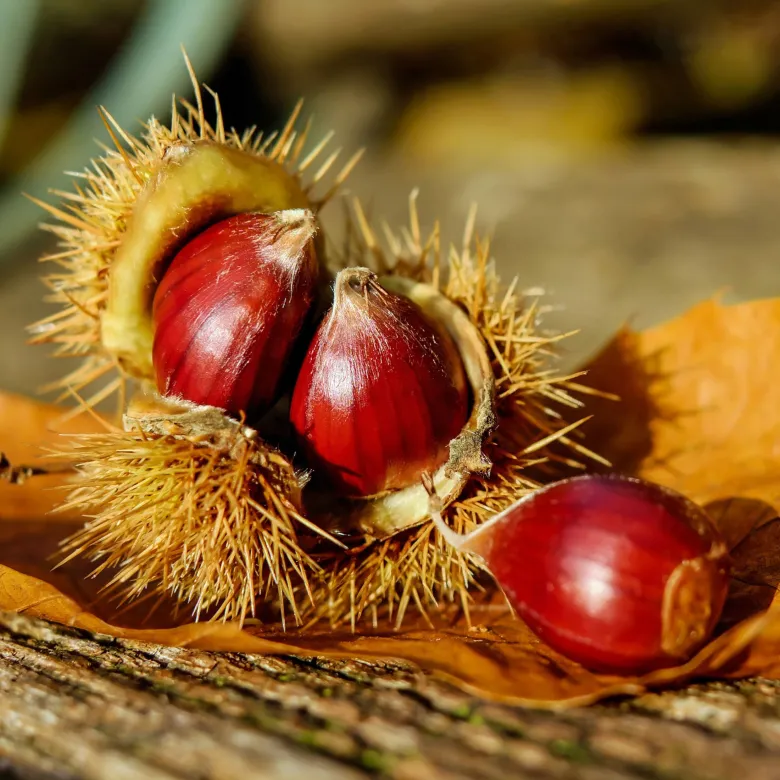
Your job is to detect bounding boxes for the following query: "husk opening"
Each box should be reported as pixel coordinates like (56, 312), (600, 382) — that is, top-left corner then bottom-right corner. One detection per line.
(298, 195), (604, 628)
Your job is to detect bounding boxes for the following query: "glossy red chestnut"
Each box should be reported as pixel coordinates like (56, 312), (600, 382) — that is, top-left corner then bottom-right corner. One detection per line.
(152, 209), (318, 419)
(430, 474), (730, 674)
(290, 267), (469, 497)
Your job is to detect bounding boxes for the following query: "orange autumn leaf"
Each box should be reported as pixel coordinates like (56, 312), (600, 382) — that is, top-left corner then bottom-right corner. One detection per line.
(582, 296), (780, 509)
(0, 520), (771, 709)
(2, 296), (780, 706)
(0, 393), (101, 520)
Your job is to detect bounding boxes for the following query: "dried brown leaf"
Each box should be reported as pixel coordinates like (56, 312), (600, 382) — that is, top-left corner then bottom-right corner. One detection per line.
(3, 296), (780, 705)
(0, 539), (771, 708)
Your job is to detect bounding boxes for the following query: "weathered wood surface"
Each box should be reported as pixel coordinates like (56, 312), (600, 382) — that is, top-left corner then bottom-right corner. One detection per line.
(0, 611), (778, 780)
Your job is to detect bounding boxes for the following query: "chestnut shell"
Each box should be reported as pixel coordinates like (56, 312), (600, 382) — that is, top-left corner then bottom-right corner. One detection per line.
(101, 142), (310, 378)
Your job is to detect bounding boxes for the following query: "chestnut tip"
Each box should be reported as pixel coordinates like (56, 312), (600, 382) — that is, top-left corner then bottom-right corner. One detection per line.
(271, 208), (317, 243)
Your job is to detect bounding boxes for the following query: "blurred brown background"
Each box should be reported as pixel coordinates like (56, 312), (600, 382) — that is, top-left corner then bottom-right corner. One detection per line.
(2, 0), (780, 398)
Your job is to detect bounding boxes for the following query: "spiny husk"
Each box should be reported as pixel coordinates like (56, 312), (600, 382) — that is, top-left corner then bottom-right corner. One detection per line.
(29, 57), (606, 628)
(29, 56), (361, 415)
(55, 425), (330, 626)
(307, 193), (608, 629)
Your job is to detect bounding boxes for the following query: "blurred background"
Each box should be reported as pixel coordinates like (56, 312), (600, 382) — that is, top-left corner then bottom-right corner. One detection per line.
(2, 0), (780, 397)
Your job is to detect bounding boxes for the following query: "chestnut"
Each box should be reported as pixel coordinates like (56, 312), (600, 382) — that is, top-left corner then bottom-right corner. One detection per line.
(286, 267), (496, 539)
(429, 473), (731, 673)
(152, 209), (318, 419)
(100, 141), (314, 382)
(290, 267), (469, 496)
